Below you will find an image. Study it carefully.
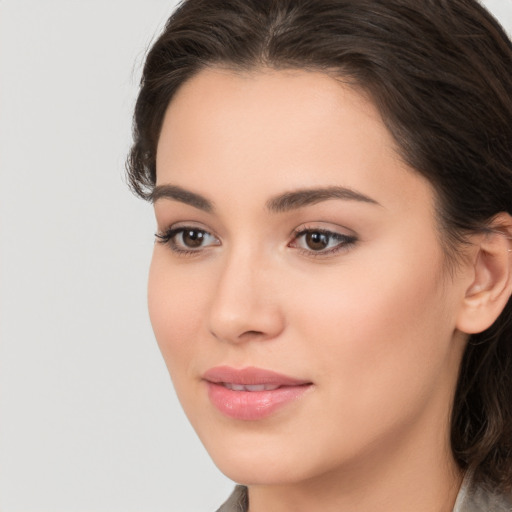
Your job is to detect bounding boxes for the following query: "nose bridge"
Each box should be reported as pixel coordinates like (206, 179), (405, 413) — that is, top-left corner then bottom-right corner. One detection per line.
(208, 241), (283, 343)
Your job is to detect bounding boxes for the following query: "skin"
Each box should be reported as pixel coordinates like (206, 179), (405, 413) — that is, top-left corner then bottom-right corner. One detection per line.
(148, 68), (480, 512)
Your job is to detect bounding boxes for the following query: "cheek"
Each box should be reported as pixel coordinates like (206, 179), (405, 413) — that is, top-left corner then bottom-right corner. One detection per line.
(147, 251), (210, 380)
(289, 238), (454, 422)
(294, 238), (447, 338)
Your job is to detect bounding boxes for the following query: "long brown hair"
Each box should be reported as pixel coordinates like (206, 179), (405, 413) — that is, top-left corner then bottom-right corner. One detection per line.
(127, 0), (512, 490)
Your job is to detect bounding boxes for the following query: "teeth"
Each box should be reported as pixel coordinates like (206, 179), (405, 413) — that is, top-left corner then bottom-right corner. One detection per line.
(223, 383), (280, 391)
(245, 385), (267, 392)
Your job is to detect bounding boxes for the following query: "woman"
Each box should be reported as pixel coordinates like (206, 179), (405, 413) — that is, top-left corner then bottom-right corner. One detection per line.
(127, 1), (512, 510)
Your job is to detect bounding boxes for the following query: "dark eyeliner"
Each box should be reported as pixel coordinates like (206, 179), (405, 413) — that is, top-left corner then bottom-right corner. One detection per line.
(155, 227), (182, 245)
(154, 226), (219, 256)
(291, 227), (358, 256)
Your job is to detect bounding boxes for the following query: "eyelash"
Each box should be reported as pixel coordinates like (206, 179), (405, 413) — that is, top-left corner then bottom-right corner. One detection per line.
(155, 227), (219, 256)
(290, 227), (357, 257)
(154, 226), (357, 257)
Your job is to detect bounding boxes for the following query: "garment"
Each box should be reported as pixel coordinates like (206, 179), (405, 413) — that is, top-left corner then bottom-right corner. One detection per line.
(216, 474), (512, 512)
(216, 485), (248, 512)
(453, 475), (512, 512)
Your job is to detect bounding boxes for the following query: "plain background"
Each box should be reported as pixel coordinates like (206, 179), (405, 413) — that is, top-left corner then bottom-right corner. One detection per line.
(0, 1), (511, 511)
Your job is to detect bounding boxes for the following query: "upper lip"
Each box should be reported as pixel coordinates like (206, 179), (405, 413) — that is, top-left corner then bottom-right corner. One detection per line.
(202, 366), (311, 386)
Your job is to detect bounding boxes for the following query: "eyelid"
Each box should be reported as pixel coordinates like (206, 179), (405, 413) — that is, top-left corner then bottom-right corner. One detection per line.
(290, 222), (355, 239)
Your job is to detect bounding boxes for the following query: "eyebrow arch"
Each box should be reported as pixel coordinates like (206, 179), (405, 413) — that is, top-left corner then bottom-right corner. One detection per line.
(150, 184), (214, 212)
(266, 186), (381, 213)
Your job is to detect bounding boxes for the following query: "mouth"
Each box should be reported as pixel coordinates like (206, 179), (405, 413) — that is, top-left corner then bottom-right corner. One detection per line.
(221, 383), (282, 391)
(202, 366), (313, 421)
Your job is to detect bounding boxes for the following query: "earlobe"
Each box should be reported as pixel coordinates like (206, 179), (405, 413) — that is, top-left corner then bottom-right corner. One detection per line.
(456, 213), (512, 335)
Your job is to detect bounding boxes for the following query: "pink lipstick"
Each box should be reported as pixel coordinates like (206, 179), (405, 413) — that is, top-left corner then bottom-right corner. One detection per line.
(203, 366), (312, 421)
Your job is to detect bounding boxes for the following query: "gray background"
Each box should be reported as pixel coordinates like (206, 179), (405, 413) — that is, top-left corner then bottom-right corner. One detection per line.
(0, 1), (511, 511)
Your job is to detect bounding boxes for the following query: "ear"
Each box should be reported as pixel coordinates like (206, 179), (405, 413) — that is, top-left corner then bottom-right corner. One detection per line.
(456, 212), (512, 335)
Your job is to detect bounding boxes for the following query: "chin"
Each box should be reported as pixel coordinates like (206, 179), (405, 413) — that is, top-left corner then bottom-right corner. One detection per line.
(195, 423), (332, 487)
(215, 455), (308, 486)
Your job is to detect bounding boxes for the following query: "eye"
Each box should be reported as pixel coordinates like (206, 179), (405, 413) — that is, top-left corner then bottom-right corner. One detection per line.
(155, 226), (220, 254)
(290, 228), (357, 255)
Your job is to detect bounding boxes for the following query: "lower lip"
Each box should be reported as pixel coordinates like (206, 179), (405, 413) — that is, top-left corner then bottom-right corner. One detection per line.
(206, 382), (311, 421)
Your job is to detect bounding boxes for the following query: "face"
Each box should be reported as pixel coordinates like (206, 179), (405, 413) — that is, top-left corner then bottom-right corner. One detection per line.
(149, 68), (467, 486)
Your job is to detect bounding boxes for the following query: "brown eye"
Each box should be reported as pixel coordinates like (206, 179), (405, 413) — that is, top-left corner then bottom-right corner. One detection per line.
(181, 229), (207, 248)
(305, 232), (330, 251)
(291, 228), (357, 255)
(155, 226), (220, 253)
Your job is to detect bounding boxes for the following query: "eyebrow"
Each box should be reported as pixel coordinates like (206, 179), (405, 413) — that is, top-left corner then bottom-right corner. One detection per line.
(150, 184), (214, 212)
(150, 184), (380, 213)
(266, 186), (381, 212)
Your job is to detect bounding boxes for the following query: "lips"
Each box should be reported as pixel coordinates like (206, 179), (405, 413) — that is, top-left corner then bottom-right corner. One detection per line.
(202, 366), (312, 420)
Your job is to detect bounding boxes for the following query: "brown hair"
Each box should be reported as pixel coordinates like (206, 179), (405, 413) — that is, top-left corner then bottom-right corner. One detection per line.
(127, 0), (512, 490)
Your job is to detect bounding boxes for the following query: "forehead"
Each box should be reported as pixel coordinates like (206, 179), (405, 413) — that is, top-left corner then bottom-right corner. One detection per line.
(157, 67), (389, 161)
(155, 67), (434, 217)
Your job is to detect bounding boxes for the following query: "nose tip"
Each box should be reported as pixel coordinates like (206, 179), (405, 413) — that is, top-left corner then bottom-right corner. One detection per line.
(207, 263), (284, 344)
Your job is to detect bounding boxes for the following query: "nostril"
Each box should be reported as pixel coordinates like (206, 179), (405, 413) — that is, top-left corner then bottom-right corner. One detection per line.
(236, 330), (269, 342)
(243, 330), (264, 337)
(210, 328), (267, 343)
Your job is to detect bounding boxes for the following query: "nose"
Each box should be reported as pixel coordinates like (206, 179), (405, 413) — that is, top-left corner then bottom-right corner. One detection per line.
(207, 249), (285, 344)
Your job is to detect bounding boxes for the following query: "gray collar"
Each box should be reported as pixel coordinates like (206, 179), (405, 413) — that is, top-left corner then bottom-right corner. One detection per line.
(452, 472), (512, 512)
(216, 485), (247, 512)
(217, 477), (512, 512)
